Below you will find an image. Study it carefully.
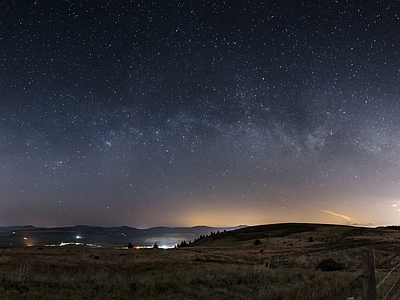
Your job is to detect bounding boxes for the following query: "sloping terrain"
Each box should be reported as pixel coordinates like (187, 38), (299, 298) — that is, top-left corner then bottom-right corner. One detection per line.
(189, 223), (400, 269)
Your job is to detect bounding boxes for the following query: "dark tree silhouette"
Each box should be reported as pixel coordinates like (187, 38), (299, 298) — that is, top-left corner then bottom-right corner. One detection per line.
(178, 240), (187, 247)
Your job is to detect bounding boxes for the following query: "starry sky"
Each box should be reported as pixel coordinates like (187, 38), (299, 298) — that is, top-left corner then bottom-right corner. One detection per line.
(1, 0), (400, 228)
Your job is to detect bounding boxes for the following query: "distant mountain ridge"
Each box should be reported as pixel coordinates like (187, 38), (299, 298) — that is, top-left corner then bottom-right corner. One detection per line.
(1, 223), (399, 249)
(0, 225), (245, 248)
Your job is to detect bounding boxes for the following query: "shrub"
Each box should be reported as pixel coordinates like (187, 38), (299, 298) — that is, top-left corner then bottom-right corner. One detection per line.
(254, 239), (262, 246)
(316, 258), (344, 271)
(308, 236), (314, 242)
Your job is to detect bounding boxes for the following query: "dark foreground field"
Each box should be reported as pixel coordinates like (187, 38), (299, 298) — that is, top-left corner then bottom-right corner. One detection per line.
(0, 223), (399, 300)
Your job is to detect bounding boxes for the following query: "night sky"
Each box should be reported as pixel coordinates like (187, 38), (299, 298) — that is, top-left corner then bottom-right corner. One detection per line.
(1, 1), (400, 228)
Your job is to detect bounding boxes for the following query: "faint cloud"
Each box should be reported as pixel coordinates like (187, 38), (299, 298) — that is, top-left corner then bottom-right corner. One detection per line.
(320, 209), (351, 221)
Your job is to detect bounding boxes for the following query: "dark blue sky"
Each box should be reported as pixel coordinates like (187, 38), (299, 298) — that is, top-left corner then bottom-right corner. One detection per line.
(1, 1), (400, 227)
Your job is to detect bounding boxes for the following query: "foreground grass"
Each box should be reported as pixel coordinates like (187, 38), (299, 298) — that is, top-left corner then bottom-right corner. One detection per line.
(0, 246), (362, 300)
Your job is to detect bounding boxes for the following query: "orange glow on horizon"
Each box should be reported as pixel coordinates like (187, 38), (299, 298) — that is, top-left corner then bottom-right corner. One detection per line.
(160, 195), (400, 228)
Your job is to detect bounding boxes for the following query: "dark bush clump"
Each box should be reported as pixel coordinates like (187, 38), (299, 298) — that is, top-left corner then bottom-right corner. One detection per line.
(317, 258), (345, 271)
(254, 239), (262, 246)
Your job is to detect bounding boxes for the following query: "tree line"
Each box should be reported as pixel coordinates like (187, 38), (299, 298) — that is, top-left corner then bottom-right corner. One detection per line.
(176, 230), (225, 248)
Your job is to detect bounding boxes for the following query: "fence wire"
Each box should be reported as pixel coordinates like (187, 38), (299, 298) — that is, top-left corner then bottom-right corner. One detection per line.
(383, 273), (400, 300)
(377, 262), (400, 288)
(376, 261), (400, 300)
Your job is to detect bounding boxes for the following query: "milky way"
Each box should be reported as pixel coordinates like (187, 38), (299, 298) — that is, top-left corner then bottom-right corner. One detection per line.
(1, 1), (400, 227)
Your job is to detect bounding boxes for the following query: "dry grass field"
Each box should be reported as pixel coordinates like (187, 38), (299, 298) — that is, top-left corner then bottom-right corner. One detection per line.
(0, 223), (399, 299)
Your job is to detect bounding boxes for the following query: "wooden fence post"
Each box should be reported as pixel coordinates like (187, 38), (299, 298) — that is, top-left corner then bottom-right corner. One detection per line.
(362, 249), (377, 300)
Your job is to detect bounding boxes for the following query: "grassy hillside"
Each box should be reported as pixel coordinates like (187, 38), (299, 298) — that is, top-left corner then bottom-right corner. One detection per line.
(0, 223), (399, 299)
